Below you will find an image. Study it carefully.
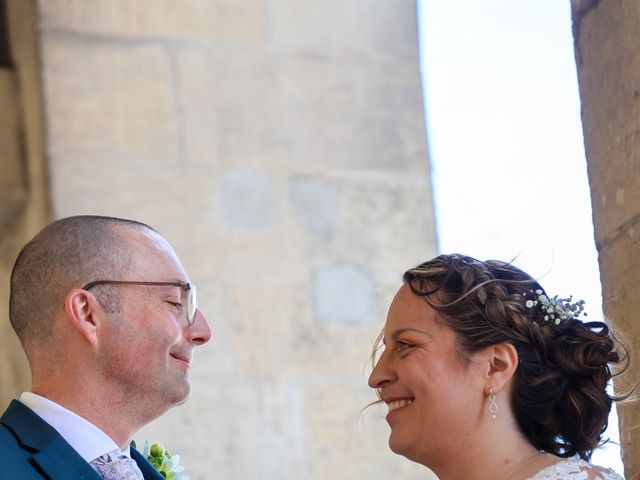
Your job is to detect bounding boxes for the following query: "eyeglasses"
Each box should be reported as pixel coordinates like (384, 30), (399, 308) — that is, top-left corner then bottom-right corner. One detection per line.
(82, 280), (199, 325)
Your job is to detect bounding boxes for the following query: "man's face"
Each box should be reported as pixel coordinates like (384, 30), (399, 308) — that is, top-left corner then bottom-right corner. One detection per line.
(97, 227), (212, 410)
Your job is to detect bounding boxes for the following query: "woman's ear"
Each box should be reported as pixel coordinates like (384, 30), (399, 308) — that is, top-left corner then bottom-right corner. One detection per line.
(64, 288), (102, 348)
(484, 342), (518, 394)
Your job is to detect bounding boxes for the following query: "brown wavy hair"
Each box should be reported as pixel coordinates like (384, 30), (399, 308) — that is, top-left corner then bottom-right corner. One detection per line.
(398, 253), (629, 461)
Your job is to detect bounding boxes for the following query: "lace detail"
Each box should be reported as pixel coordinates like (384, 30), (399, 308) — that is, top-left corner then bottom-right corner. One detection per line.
(528, 458), (623, 480)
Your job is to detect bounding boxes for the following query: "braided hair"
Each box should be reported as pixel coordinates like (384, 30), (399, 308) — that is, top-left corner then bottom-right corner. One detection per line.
(401, 253), (628, 460)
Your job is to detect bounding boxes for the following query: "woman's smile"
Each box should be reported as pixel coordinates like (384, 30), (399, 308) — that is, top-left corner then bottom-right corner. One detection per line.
(387, 398), (414, 413)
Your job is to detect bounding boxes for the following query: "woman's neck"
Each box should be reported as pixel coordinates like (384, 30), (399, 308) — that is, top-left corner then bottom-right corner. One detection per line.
(428, 424), (561, 480)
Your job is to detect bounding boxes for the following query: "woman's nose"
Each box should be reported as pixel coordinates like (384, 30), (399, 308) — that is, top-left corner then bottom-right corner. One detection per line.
(368, 351), (393, 389)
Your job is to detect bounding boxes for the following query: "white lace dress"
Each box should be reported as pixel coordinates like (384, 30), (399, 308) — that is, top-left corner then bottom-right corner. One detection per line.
(528, 458), (623, 480)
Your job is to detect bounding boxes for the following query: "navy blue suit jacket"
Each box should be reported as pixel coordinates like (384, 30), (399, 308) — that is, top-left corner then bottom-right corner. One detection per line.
(0, 400), (165, 480)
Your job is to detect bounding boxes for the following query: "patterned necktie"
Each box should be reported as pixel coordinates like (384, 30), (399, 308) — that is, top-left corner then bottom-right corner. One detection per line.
(91, 449), (145, 480)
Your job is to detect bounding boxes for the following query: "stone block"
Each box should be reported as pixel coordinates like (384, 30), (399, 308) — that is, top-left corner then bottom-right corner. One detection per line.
(301, 173), (435, 271)
(270, 0), (419, 59)
(0, 0), (50, 407)
(289, 177), (340, 239)
(303, 382), (434, 479)
(0, 69), (27, 229)
(0, 323), (30, 404)
(0, 262), (30, 404)
(0, 69), (23, 189)
(41, 37), (179, 166)
(596, 231), (640, 477)
(38, 0), (266, 44)
(313, 262), (375, 325)
(178, 49), (427, 171)
(573, 2), (640, 472)
(573, 0), (640, 242)
(137, 380), (309, 480)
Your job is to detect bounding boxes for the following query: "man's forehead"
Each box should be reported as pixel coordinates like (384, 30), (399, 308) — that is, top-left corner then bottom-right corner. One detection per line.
(118, 225), (167, 248)
(120, 227), (187, 276)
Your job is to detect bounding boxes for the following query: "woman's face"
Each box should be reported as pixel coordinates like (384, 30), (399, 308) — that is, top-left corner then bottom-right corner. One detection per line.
(368, 283), (488, 468)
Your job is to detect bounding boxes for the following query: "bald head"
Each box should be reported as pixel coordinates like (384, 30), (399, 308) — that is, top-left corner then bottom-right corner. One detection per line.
(9, 215), (156, 349)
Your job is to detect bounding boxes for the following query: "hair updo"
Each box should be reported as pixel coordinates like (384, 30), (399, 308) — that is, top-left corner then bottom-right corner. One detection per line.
(402, 253), (628, 461)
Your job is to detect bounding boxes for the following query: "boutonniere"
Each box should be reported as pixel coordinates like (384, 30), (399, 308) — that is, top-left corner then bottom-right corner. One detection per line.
(142, 441), (189, 480)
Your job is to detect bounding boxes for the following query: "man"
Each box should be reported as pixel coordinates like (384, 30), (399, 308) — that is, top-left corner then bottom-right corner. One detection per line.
(0, 216), (212, 479)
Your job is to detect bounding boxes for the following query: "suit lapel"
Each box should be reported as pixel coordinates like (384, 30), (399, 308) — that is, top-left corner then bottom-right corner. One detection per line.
(131, 448), (167, 480)
(2, 400), (168, 480)
(1, 400), (101, 480)
(32, 435), (101, 480)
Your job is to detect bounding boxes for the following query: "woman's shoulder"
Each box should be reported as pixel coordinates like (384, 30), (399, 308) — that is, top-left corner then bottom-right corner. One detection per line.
(528, 458), (623, 480)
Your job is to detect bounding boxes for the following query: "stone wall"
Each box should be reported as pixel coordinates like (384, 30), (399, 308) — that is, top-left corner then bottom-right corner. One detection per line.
(3, 1), (437, 478)
(0, 0), (50, 406)
(571, 1), (640, 477)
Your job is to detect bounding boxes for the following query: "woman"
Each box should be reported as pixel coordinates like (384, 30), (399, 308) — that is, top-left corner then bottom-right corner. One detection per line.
(369, 254), (628, 479)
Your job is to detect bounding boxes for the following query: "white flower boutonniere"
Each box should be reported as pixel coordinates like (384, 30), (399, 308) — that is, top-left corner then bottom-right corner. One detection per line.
(142, 441), (189, 480)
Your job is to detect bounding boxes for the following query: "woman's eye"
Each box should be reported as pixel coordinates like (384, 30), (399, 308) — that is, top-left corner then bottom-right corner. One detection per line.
(395, 341), (413, 353)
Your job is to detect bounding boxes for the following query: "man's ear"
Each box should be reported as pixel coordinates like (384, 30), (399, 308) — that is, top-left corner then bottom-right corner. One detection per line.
(484, 342), (518, 394)
(64, 288), (102, 348)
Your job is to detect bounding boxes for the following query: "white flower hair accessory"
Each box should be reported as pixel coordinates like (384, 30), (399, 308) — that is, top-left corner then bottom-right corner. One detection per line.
(524, 289), (587, 325)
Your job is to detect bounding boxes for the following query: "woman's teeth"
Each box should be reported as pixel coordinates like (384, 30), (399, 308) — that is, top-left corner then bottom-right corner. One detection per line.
(388, 399), (413, 412)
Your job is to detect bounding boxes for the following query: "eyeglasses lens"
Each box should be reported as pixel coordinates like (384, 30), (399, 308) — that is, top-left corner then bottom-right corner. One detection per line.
(187, 283), (198, 324)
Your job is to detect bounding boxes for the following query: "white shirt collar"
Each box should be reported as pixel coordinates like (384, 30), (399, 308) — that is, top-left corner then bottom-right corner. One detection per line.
(19, 392), (130, 462)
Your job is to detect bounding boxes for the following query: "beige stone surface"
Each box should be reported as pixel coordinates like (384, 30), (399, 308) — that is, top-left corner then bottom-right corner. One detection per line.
(597, 232), (640, 476)
(0, 70), (24, 188)
(302, 383), (429, 480)
(27, 0), (438, 478)
(178, 49), (427, 172)
(270, 0), (419, 59)
(0, 0), (51, 406)
(0, 69), (27, 229)
(0, 240), (30, 405)
(571, 0), (640, 476)
(38, 0), (266, 44)
(41, 37), (180, 166)
(572, 1), (640, 244)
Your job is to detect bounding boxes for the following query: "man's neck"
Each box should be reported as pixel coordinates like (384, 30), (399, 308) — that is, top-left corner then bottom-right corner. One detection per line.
(30, 384), (148, 449)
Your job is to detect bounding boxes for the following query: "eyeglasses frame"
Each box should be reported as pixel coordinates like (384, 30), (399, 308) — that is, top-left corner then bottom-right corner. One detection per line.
(81, 280), (198, 325)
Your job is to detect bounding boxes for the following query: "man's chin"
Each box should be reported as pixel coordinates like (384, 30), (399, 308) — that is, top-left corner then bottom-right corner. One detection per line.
(174, 390), (191, 406)
(170, 380), (192, 406)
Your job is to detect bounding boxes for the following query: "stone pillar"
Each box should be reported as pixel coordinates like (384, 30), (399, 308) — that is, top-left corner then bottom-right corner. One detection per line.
(0, 0), (50, 406)
(571, 1), (640, 477)
(31, 1), (437, 478)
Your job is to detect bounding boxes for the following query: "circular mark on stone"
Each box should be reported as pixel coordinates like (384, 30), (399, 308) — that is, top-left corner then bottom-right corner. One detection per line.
(289, 177), (338, 238)
(313, 262), (374, 325)
(219, 170), (279, 232)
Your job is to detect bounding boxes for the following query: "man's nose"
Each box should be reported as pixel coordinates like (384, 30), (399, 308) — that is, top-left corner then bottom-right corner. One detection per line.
(187, 309), (212, 345)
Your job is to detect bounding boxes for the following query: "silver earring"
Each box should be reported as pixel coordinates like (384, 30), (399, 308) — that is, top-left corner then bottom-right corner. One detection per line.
(488, 386), (498, 419)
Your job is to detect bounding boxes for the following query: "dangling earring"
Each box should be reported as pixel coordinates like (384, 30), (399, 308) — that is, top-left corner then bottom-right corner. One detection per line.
(488, 386), (498, 419)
